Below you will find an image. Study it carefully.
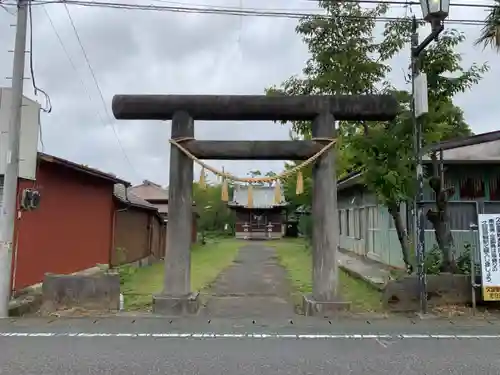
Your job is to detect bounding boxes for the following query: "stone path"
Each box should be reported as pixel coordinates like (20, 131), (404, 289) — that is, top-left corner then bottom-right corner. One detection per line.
(201, 243), (295, 318)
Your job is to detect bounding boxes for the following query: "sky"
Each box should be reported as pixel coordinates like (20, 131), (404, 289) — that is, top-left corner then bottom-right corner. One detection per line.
(0, 0), (498, 187)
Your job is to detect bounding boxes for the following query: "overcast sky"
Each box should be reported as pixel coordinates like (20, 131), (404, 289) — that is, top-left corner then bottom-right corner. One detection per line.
(0, 0), (498, 186)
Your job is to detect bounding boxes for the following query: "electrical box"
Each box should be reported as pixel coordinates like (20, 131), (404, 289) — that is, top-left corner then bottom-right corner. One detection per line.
(20, 188), (41, 211)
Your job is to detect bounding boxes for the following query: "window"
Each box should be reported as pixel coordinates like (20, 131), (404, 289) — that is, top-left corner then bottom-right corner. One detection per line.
(338, 210), (343, 235)
(459, 177), (485, 200)
(489, 175), (500, 201)
(353, 209), (359, 239)
(346, 209), (351, 236)
(357, 207), (364, 240)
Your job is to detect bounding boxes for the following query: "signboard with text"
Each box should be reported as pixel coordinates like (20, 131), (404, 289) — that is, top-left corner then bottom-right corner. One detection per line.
(478, 214), (500, 301)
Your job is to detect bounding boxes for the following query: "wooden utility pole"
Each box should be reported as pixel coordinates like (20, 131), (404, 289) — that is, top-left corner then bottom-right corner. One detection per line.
(0, 0), (29, 318)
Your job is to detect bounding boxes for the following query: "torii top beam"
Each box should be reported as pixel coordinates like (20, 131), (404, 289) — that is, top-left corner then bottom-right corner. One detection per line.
(112, 94), (399, 122)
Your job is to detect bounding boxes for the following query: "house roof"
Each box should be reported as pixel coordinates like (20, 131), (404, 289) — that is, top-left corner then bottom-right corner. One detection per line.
(228, 184), (288, 209)
(113, 184), (158, 211)
(129, 180), (169, 201)
(422, 130), (500, 162)
(38, 152), (129, 185)
(129, 180), (197, 211)
(338, 130), (500, 192)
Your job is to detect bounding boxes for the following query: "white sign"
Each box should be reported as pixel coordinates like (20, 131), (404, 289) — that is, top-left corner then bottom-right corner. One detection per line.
(414, 73), (428, 118)
(0, 88), (40, 180)
(478, 213), (500, 301)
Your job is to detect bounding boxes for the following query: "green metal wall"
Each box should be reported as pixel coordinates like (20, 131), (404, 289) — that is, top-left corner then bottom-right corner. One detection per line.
(338, 180), (499, 269)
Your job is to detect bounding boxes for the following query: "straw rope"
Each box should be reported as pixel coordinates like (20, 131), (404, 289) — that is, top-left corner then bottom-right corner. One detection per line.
(169, 137), (336, 183)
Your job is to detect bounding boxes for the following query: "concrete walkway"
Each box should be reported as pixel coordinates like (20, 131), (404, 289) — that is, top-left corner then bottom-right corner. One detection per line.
(202, 243), (295, 318)
(338, 250), (392, 290)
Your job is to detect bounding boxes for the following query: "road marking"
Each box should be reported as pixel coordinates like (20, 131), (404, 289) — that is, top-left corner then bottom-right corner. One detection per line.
(0, 332), (500, 339)
(375, 338), (388, 348)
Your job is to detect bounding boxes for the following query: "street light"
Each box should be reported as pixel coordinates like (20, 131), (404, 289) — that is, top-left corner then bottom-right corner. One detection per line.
(412, 0), (450, 316)
(420, 0), (450, 26)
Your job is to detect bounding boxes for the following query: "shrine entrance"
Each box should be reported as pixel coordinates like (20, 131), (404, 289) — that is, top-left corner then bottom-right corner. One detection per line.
(112, 94), (398, 316)
(250, 211), (267, 234)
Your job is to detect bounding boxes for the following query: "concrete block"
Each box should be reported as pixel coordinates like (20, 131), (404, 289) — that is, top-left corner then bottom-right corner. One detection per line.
(9, 294), (42, 317)
(152, 292), (200, 316)
(302, 293), (351, 317)
(383, 273), (473, 312)
(41, 272), (120, 313)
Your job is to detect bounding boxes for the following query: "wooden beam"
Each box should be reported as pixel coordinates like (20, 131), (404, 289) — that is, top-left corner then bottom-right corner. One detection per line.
(112, 94), (399, 121)
(178, 140), (325, 160)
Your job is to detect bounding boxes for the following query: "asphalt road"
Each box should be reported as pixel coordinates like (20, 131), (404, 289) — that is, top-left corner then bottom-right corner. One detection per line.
(2, 317), (500, 374)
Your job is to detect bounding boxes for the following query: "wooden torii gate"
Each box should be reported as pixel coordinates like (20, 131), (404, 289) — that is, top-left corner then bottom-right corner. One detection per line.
(112, 94), (399, 316)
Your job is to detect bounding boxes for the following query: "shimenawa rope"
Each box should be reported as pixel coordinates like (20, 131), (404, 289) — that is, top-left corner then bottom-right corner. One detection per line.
(169, 137), (336, 204)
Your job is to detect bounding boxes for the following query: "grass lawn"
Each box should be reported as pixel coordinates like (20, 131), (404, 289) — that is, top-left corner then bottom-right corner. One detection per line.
(270, 239), (383, 312)
(120, 238), (242, 310)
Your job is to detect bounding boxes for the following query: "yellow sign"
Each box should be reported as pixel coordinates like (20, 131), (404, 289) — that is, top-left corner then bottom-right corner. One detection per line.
(483, 286), (500, 301)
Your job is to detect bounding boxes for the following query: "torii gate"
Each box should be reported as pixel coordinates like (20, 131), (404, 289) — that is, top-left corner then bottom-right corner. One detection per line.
(112, 94), (398, 316)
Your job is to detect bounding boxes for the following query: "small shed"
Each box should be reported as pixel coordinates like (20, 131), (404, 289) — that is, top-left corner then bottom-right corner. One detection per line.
(112, 184), (166, 266)
(129, 180), (198, 244)
(8, 153), (128, 292)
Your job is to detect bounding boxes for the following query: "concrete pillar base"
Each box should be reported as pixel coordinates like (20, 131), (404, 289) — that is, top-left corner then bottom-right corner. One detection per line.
(302, 293), (351, 317)
(152, 292), (200, 316)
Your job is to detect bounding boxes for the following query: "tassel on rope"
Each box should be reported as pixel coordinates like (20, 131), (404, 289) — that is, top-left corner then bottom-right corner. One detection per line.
(221, 178), (229, 202)
(199, 167), (206, 189)
(296, 171), (304, 195)
(274, 179), (282, 204)
(247, 184), (253, 208)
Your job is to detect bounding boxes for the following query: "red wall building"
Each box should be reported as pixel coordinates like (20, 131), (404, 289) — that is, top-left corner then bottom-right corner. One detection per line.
(10, 153), (128, 292)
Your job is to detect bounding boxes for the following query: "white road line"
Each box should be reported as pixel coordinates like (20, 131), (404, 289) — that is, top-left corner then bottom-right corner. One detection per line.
(0, 332), (500, 339)
(375, 338), (388, 348)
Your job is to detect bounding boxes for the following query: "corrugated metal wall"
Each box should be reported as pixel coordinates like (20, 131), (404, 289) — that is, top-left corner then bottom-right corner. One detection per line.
(339, 191), (500, 269)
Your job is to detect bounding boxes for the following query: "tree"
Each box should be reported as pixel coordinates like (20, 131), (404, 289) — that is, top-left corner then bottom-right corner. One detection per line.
(193, 182), (235, 236)
(475, 0), (500, 51)
(267, 1), (396, 136)
(268, 1), (488, 271)
(268, 1), (413, 266)
(426, 153), (457, 273)
(349, 28), (486, 272)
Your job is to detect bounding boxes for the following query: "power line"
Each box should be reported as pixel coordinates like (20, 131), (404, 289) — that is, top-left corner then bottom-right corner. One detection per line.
(27, 0), (52, 114)
(61, 2), (141, 179)
(20, 0), (490, 26)
(304, 0), (496, 9)
(1, 3), (16, 15)
(41, 5), (110, 143)
(1, 0), (493, 26)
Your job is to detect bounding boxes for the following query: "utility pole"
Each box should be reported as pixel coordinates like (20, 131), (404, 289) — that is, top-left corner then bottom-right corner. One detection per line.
(411, 16), (427, 315)
(411, 11), (445, 316)
(0, 0), (29, 318)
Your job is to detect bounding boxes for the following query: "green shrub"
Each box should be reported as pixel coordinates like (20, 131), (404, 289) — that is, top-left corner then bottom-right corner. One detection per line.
(118, 264), (137, 286)
(424, 245), (443, 275)
(298, 215), (313, 244)
(424, 242), (479, 275)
